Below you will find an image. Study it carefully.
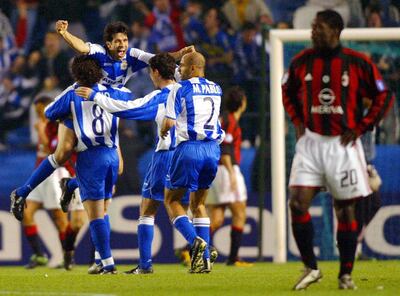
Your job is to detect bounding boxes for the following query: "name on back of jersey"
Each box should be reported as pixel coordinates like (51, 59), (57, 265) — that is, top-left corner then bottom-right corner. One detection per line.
(192, 83), (222, 95)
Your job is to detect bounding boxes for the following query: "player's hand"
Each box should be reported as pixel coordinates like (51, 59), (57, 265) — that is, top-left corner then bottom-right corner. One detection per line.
(160, 130), (169, 140)
(230, 173), (238, 193)
(340, 129), (357, 146)
(56, 20), (68, 36)
(180, 45), (196, 57)
(75, 87), (94, 100)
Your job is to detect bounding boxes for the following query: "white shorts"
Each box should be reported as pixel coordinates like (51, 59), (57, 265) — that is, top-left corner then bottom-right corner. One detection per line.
(27, 167), (70, 209)
(207, 165), (247, 205)
(70, 188), (85, 211)
(289, 129), (372, 200)
(27, 167), (84, 211)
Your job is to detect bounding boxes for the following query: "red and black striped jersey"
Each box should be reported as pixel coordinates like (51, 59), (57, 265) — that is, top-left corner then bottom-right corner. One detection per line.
(220, 112), (242, 165)
(282, 46), (394, 136)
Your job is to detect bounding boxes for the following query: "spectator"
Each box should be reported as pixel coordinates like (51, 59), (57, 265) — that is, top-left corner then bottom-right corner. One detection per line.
(137, 0), (186, 52)
(10, 0), (39, 54)
(31, 31), (72, 92)
(221, 0), (273, 31)
(293, 0), (350, 28)
(194, 7), (234, 91)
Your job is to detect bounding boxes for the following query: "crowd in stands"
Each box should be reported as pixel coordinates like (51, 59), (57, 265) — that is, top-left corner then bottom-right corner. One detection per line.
(1, 0), (400, 151)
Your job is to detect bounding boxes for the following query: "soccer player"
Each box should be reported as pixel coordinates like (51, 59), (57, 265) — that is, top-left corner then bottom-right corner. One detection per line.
(22, 95), (84, 270)
(282, 10), (394, 290)
(206, 86), (252, 267)
(161, 52), (224, 273)
(12, 56), (130, 274)
(75, 53), (190, 274)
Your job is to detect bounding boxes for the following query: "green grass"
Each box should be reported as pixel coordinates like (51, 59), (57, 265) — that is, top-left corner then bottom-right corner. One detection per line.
(0, 261), (398, 296)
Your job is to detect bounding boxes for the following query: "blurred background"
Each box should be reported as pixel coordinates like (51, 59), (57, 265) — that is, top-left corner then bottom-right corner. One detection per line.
(0, 0), (399, 266)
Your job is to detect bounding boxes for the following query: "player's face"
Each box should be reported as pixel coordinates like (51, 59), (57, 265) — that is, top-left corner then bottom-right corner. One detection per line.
(311, 17), (338, 50)
(179, 56), (191, 80)
(106, 33), (129, 60)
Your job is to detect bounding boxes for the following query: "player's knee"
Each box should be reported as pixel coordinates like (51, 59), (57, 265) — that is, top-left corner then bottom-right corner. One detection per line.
(289, 197), (308, 215)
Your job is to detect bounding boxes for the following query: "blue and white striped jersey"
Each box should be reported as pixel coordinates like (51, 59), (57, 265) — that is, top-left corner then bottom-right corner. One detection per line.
(87, 43), (154, 88)
(165, 77), (224, 145)
(44, 83), (132, 152)
(92, 84), (176, 152)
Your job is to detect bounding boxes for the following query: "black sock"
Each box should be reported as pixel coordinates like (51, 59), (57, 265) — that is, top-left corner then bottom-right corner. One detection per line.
(337, 221), (358, 277)
(228, 226), (243, 262)
(65, 225), (78, 252)
(291, 211), (317, 270)
(24, 225), (43, 256)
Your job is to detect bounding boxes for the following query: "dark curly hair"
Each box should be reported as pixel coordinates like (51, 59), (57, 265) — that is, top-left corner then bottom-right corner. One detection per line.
(224, 86), (246, 113)
(103, 21), (129, 43)
(71, 55), (103, 87)
(149, 53), (176, 80)
(316, 9), (344, 34)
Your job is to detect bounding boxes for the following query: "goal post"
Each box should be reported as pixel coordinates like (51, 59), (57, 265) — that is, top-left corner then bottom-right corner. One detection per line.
(269, 27), (400, 263)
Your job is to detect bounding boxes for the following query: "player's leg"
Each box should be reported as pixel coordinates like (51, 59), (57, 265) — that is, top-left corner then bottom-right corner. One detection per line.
(78, 147), (118, 274)
(334, 199), (358, 289)
(22, 200), (48, 268)
(227, 201), (251, 266)
(125, 198), (160, 274)
(290, 187), (322, 290)
(63, 208), (86, 270)
(49, 208), (69, 260)
(209, 204), (226, 243)
(14, 124), (75, 200)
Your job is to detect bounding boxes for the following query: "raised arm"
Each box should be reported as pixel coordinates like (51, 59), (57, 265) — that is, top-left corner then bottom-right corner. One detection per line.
(56, 20), (90, 54)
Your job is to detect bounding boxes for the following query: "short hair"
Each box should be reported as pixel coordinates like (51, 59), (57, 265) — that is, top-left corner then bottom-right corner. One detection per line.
(71, 55), (103, 87)
(224, 86), (246, 113)
(316, 10), (344, 33)
(103, 21), (129, 43)
(34, 95), (53, 105)
(241, 22), (257, 32)
(149, 53), (176, 80)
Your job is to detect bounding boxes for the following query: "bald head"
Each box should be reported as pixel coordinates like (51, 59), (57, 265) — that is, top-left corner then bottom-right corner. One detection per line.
(179, 52), (206, 80)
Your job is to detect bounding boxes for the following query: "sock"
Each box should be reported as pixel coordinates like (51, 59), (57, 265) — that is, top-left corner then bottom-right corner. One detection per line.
(173, 215), (197, 246)
(59, 229), (67, 251)
(337, 220), (358, 278)
(67, 178), (79, 192)
(89, 218), (114, 271)
(138, 216), (154, 270)
(104, 214), (110, 235)
(24, 225), (43, 256)
(291, 211), (318, 270)
(64, 224), (78, 252)
(94, 251), (101, 266)
(16, 155), (59, 198)
(229, 226), (243, 262)
(193, 217), (210, 260)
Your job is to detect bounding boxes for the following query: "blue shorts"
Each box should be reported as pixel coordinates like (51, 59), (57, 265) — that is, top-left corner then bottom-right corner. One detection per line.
(76, 146), (119, 201)
(166, 140), (220, 192)
(142, 150), (189, 204)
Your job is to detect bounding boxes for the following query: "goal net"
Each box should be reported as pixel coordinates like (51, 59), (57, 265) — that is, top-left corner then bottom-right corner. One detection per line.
(269, 28), (400, 263)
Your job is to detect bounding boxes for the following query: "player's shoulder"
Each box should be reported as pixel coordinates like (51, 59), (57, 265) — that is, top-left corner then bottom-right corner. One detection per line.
(291, 48), (315, 64)
(341, 47), (373, 64)
(87, 43), (106, 55)
(53, 84), (76, 102)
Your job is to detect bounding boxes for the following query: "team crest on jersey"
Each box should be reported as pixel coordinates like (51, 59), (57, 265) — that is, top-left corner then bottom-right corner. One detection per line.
(376, 80), (385, 91)
(342, 71), (349, 87)
(121, 60), (128, 70)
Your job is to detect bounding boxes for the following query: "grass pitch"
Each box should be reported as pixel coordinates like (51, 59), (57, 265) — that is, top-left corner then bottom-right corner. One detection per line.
(0, 261), (398, 296)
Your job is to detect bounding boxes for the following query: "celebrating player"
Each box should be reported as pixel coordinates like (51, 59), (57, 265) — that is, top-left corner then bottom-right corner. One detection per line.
(161, 52), (224, 273)
(282, 10), (394, 290)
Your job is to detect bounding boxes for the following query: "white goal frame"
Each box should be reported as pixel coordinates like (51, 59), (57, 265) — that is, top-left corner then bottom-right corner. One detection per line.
(269, 28), (400, 263)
